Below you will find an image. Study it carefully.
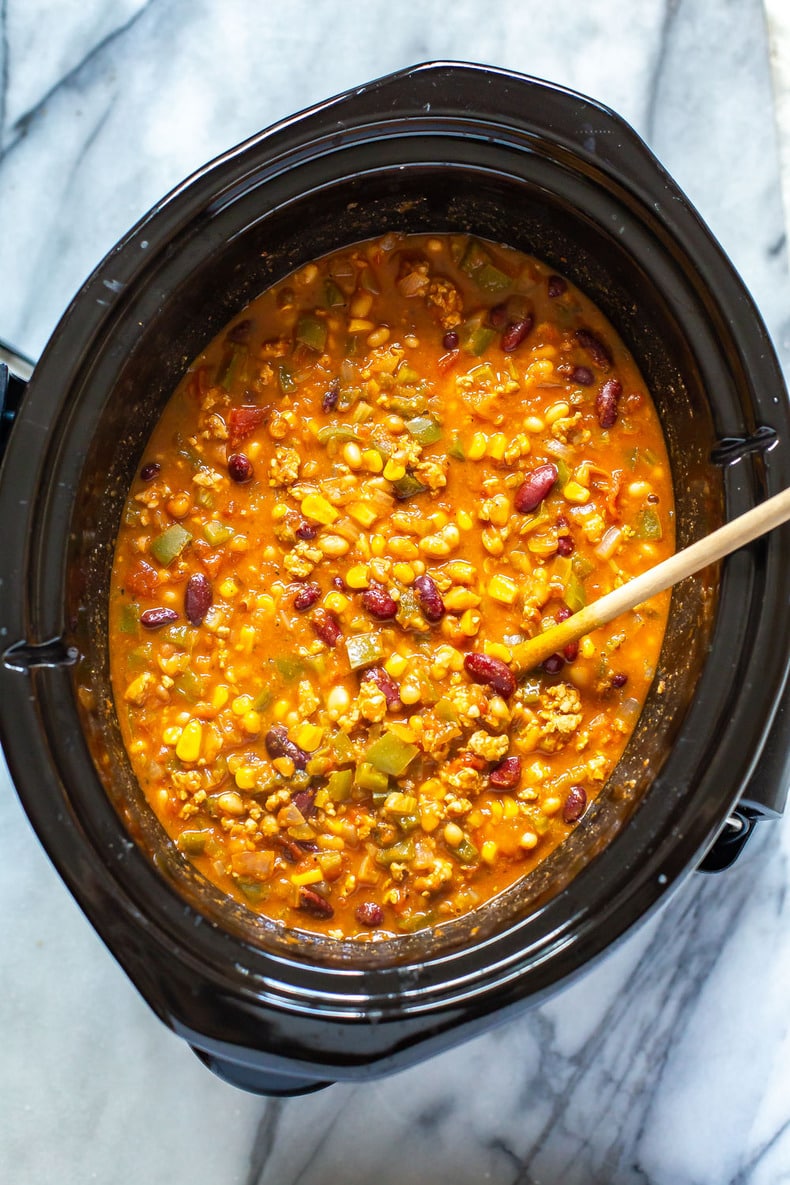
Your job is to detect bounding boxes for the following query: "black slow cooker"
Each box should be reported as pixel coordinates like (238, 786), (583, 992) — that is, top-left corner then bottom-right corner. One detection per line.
(1, 63), (789, 1096)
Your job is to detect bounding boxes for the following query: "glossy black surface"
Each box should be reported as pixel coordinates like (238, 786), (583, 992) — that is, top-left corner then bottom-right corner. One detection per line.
(0, 63), (788, 1094)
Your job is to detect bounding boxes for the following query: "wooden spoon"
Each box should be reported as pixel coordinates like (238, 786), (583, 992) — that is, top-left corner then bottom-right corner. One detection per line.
(511, 486), (790, 672)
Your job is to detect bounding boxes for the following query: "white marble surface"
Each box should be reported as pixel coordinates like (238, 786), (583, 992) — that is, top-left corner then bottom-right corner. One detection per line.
(1, 2), (789, 1182)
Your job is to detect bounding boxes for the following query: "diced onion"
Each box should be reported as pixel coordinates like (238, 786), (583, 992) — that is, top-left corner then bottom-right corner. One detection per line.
(545, 439), (573, 460)
(594, 526), (623, 560)
(617, 697), (641, 725)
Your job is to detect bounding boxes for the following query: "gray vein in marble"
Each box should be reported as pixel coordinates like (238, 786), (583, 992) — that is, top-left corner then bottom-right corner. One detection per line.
(644, 0), (681, 144)
(0, 0), (152, 158)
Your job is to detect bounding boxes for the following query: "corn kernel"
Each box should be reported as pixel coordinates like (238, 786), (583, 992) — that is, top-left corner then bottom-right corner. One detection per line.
(488, 574), (519, 605)
(524, 415), (545, 433)
(519, 831), (539, 849)
(444, 587), (481, 612)
(467, 432), (487, 460)
(446, 560), (476, 584)
(456, 509), (474, 531)
(542, 796), (562, 815)
(272, 756), (295, 777)
(291, 868), (324, 887)
(488, 494), (511, 528)
(370, 533), (387, 557)
(163, 726), (182, 746)
(388, 536), (419, 560)
(400, 680), (422, 705)
(580, 637), (596, 660)
(435, 644), (464, 671)
(291, 722), (324, 752)
(343, 441), (362, 469)
(345, 564), (370, 589)
(219, 578), (239, 598)
(487, 432), (507, 460)
(484, 642), (513, 664)
(301, 493), (339, 525)
(175, 719), (202, 763)
(420, 804), (442, 833)
(503, 796), (520, 820)
(242, 710), (262, 735)
(272, 698), (290, 722)
(443, 822), (464, 847)
(382, 457), (406, 481)
(232, 694), (253, 716)
(385, 652), (408, 678)
(392, 561), (415, 584)
(459, 609), (481, 637)
(481, 840), (498, 865)
(234, 765), (258, 790)
(564, 481), (590, 505)
(348, 318), (374, 333)
(361, 449), (384, 473)
(348, 501), (380, 528)
(322, 593), (348, 617)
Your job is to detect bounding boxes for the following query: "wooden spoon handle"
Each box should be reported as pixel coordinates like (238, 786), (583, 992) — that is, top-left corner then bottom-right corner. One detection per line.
(512, 485), (790, 672)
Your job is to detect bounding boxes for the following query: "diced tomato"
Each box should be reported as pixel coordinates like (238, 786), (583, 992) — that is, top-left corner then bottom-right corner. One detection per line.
(228, 405), (268, 447)
(125, 559), (159, 598)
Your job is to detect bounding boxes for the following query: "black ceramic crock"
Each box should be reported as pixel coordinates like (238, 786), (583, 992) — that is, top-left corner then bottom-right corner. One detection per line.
(1, 63), (789, 1096)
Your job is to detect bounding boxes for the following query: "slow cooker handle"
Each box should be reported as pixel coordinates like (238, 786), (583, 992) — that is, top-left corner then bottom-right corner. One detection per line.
(0, 340), (33, 460)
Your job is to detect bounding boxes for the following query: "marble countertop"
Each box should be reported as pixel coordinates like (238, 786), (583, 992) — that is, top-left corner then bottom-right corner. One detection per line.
(1, 2), (789, 1182)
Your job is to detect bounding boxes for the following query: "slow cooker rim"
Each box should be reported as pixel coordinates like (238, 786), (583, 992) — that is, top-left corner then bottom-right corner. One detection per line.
(1, 63), (789, 1026)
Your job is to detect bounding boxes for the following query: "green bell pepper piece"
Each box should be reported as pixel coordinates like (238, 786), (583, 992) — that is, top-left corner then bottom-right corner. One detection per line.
(365, 732), (419, 776)
(295, 314), (327, 353)
(354, 760), (389, 795)
(475, 263), (511, 293)
(391, 472), (427, 501)
(203, 520), (234, 546)
(449, 434), (466, 460)
(376, 837), (415, 866)
(178, 829), (212, 856)
(635, 508), (663, 540)
(150, 524), (192, 566)
(120, 603), (139, 635)
(405, 416), (443, 445)
(326, 768), (353, 802)
(564, 571), (587, 613)
(345, 632), (385, 671)
(324, 279), (346, 307)
(317, 423), (358, 445)
(278, 364), (297, 394)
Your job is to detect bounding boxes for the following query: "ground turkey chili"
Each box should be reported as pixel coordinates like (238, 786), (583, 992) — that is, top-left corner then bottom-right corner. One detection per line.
(107, 232), (674, 939)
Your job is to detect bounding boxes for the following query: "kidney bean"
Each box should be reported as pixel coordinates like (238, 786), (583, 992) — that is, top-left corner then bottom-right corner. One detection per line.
(264, 724), (308, 770)
(295, 520), (319, 541)
(501, 314), (534, 353)
(413, 574), (445, 622)
(563, 784), (587, 823)
(464, 652), (516, 698)
(311, 608), (342, 647)
(488, 303), (509, 330)
(228, 406), (268, 447)
(298, 887), (334, 919)
(570, 365), (594, 387)
(576, 327), (613, 369)
(277, 837), (304, 864)
(321, 378), (340, 413)
(442, 329), (459, 350)
(489, 755), (522, 789)
(362, 582), (398, 621)
(514, 463), (558, 514)
(226, 318), (253, 343)
(140, 607), (179, 629)
(596, 378), (622, 430)
(563, 641), (579, 663)
(556, 534), (574, 557)
(361, 666), (401, 708)
(355, 901), (384, 927)
(184, 573), (213, 626)
(547, 274), (567, 298)
(293, 582), (321, 611)
(332, 575), (347, 591)
(228, 452), (254, 482)
(140, 461), (160, 481)
(292, 788), (317, 818)
(611, 672), (628, 689)
(555, 605), (572, 623)
(542, 653), (565, 675)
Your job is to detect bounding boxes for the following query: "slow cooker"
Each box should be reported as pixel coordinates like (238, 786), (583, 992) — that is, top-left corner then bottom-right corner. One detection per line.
(1, 63), (789, 1096)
